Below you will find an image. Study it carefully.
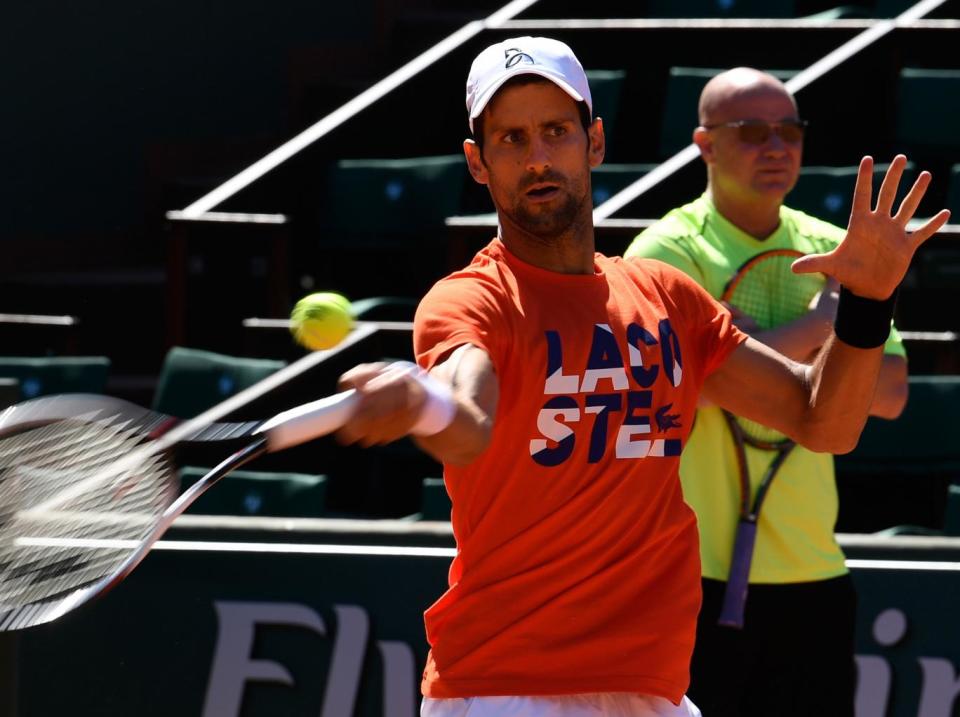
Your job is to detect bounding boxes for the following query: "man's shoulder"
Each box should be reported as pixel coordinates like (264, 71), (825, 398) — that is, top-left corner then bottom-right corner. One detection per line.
(626, 199), (709, 261)
(640, 199), (709, 243)
(421, 242), (507, 304)
(617, 253), (706, 294)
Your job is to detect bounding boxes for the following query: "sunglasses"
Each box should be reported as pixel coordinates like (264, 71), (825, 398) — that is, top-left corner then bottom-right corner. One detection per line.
(704, 119), (809, 145)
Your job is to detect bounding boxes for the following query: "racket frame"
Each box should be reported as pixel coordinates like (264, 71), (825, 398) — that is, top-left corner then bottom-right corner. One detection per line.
(0, 390), (359, 630)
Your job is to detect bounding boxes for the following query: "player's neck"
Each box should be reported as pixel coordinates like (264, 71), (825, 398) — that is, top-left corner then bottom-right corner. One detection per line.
(497, 211), (597, 274)
(707, 187), (782, 241)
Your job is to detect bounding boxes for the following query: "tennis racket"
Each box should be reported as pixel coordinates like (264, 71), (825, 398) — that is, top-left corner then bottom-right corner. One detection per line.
(716, 249), (825, 629)
(0, 390), (359, 631)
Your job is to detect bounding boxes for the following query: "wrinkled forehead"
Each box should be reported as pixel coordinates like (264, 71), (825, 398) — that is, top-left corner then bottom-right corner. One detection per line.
(701, 81), (798, 124)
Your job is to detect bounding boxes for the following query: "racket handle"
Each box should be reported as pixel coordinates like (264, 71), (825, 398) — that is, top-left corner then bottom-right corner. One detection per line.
(718, 518), (758, 629)
(256, 390), (359, 451)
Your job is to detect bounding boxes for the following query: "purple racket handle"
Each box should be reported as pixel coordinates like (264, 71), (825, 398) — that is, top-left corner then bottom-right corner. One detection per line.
(718, 518), (758, 629)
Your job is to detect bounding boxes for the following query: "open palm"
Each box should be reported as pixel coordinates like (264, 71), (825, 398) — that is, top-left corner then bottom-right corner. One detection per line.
(792, 155), (951, 299)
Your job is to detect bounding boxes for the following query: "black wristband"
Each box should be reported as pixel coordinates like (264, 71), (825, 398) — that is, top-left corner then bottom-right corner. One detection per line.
(834, 286), (898, 349)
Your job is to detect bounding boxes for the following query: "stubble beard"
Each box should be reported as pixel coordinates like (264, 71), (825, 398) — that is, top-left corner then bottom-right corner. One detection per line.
(506, 172), (591, 242)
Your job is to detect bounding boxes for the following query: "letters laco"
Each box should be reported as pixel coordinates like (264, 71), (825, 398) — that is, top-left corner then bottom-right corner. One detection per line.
(532, 321), (684, 466)
(203, 601), (416, 717)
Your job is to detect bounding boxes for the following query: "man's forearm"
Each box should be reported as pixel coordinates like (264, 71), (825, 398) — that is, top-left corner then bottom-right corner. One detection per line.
(800, 334), (884, 453)
(753, 311), (833, 362)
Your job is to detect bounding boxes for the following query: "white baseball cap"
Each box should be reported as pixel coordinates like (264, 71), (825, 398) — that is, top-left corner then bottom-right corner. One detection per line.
(465, 36), (593, 133)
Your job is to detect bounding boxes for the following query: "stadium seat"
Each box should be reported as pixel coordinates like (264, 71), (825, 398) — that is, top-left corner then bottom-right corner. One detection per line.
(835, 376), (960, 532)
(351, 295), (418, 321)
(873, 0), (922, 18)
(586, 70), (626, 152)
(943, 485), (960, 536)
(946, 164), (960, 215)
(0, 378), (19, 408)
(645, 0), (795, 18)
(895, 69), (960, 154)
(319, 154), (467, 247)
(591, 164), (657, 206)
(788, 162), (917, 227)
(659, 67), (796, 158)
(152, 346), (285, 418)
(841, 376), (960, 471)
(179, 466), (327, 517)
(0, 356), (110, 401)
(420, 476), (452, 521)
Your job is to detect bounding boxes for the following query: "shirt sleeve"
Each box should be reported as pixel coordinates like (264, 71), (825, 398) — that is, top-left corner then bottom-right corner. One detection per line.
(413, 276), (504, 372)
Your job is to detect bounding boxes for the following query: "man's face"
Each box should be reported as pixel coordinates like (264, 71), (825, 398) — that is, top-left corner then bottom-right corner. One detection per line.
(698, 85), (803, 204)
(465, 81), (603, 240)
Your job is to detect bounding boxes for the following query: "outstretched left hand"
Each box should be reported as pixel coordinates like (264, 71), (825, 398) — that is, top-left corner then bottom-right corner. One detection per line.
(791, 155), (951, 299)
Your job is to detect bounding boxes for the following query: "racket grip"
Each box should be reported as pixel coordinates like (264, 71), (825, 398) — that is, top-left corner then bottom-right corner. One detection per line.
(718, 518), (758, 629)
(256, 390), (359, 451)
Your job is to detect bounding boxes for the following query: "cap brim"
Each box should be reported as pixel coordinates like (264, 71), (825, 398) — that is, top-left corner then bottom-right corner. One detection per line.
(469, 68), (586, 131)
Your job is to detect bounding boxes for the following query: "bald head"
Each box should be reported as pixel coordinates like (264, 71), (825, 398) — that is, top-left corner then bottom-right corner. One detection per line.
(698, 68), (797, 126)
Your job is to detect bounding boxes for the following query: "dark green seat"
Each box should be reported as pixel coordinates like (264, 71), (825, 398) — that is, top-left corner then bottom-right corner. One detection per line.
(180, 467), (327, 517)
(874, 0), (921, 17)
(420, 477), (452, 521)
(946, 164), (960, 215)
(943, 485), (960, 536)
(788, 162), (916, 227)
(591, 164), (657, 206)
(351, 296), (418, 321)
(320, 154), (467, 247)
(0, 356), (110, 400)
(153, 346), (285, 418)
(841, 376), (960, 473)
(659, 67), (797, 158)
(586, 70), (626, 152)
(896, 69), (960, 153)
(836, 376), (960, 532)
(0, 378), (20, 408)
(645, 0), (795, 17)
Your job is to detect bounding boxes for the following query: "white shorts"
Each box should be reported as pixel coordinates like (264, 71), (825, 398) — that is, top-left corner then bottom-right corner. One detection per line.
(421, 693), (702, 717)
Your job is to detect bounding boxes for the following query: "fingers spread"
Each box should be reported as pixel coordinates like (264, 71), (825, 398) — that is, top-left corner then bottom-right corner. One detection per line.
(909, 208), (952, 246)
(875, 154), (907, 215)
(850, 156), (875, 217)
(894, 171), (932, 225)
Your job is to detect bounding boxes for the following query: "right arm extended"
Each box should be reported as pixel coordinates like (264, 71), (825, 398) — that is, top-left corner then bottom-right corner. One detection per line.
(335, 344), (498, 466)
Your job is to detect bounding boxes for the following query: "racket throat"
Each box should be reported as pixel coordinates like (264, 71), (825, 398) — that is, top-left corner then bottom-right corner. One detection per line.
(166, 436), (269, 520)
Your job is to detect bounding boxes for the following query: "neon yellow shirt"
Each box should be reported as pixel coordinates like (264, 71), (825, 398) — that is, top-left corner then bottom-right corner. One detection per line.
(625, 194), (906, 583)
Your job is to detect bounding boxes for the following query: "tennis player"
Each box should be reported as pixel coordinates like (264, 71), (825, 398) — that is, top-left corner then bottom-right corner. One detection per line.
(334, 37), (949, 717)
(625, 68), (908, 716)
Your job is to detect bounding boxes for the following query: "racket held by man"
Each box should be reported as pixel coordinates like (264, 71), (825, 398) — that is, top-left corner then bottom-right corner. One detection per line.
(717, 248), (824, 629)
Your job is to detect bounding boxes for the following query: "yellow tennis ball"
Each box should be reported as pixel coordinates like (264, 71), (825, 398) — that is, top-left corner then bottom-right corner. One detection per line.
(290, 292), (353, 350)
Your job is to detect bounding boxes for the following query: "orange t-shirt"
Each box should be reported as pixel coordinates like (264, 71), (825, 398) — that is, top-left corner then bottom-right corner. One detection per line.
(414, 238), (745, 702)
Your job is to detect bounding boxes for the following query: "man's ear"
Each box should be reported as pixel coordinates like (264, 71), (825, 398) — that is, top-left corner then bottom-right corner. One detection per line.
(463, 139), (489, 185)
(693, 126), (714, 163)
(588, 117), (605, 168)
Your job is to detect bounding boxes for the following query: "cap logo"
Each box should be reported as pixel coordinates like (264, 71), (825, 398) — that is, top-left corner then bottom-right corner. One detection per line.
(504, 48), (535, 69)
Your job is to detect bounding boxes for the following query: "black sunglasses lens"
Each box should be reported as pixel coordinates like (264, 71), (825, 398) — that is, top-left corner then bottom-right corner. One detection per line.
(779, 122), (805, 143)
(738, 124), (771, 144)
(735, 122), (805, 144)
